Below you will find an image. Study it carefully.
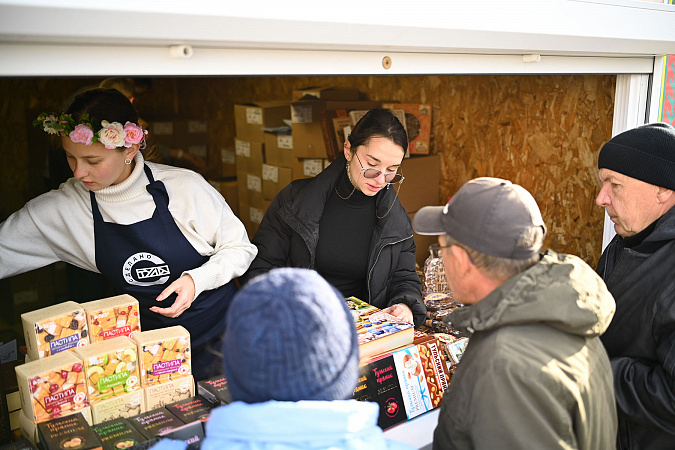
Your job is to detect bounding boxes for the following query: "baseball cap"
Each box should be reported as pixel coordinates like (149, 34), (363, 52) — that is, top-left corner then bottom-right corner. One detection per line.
(413, 177), (546, 260)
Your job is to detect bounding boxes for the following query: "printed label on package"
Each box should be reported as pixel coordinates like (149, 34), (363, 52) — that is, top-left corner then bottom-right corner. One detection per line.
(235, 140), (251, 157)
(97, 371), (130, 392)
(291, 105), (312, 123)
(49, 333), (80, 354)
(102, 326), (132, 340)
(262, 164), (279, 182)
(277, 135), (293, 149)
(221, 149), (235, 164)
(246, 174), (262, 192)
(152, 359), (182, 376)
(44, 387), (77, 411)
(245, 108), (263, 125)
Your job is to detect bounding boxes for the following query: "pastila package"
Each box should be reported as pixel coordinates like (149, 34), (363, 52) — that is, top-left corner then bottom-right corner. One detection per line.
(22, 301), (89, 360)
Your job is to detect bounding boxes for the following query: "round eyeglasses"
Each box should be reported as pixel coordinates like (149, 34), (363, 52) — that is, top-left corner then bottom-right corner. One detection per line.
(354, 153), (404, 184)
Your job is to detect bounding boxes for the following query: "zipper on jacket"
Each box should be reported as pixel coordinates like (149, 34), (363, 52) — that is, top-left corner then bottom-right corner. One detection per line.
(367, 234), (413, 302)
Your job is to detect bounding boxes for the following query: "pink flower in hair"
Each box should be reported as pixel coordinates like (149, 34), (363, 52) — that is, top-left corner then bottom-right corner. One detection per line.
(69, 124), (94, 145)
(98, 120), (126, 149)
(123, 122), (145, 147)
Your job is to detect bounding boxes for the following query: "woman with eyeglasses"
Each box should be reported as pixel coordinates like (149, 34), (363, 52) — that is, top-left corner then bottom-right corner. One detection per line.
(242, 108), (426, 327)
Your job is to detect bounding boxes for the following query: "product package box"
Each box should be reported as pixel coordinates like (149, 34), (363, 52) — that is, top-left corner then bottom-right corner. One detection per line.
(291, 158), (330, 180)
(22, 301), (89, 360)
(381, 103), (432, 155)
(355, 310), (414, 361)
(234, 139), (265, 176)
(219, 147), (237, 178)
(390, 344), (435, 420)
(90, 389), (145, 425)
(127, 408), (184, 440)
(157, 420), (205, 448)
(290, 99), (380, 159)
(397, 154), (440, 214)
(144, 376), (194, 411)
(262, 164), (293, 201)
(165, 395), (214, 424)
(263, 131), (293, 168)
(90, 417), (147, 450)
(196, 375), (233, 406)
(132, 327), (191, 387)
(354, 353), (407, 430)
(37, 411), (102, 450)
(19, 407), (93, 447)
(15, 351), (88, 423)
(234, 102), (290, 143)
(74, 336), (141, 405)
(81, 295), (141, 343)
(409, 331), (451, 410)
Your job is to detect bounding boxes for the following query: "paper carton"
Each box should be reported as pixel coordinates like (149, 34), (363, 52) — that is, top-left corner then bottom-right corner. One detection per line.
(127, 408), (184, 440)
(19, 407), (93, 446)
(74, 336), (141, 405)
(22, 301), (89, 360)
(132, 327), (191, 387)
(81, 295), (140, 343)
(37, 411), (103, 450)
(234, 102), (290, 142)
(234, 139), (264, 176)
(397, 154), (441, 214)
(263, 131), (293, 168)
(196, 375), (232, 406)
(90, 390), (145, 425)
(143, 376), (194, 411)
(292, 86), (360, 102)
(165, 395), (213, 424)
(15, 351), (89, 423)
(90, 418), (146, 450)
(262, 164), (293, 201)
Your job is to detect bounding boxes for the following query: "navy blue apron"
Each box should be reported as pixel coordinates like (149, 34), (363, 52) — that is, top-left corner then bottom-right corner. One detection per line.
(91, 164), (235, 380)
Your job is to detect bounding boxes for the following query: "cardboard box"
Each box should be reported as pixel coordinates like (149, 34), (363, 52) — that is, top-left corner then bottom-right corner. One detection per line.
(37, 411), (103, 450)
(81, 295), (140, 343)
(382, 103), (432, 155)
(208, 179), (239, 217)
(19, 407), (92, 446)
(132, 327), (191, 387)
(290, 100), (380, 158)
(219, 147), (237, 178)
(165, 395), (213, 424)
(292, 86), (360, 102)
(234, 102), (290, 142)
(291, 158), (329, 180)
(22, 301), (89, 360)
(74, 337), (141, 405)
(156, 420), (205, 447)
(354, 353), (407, 430)
(127, 407), (184, 440)
(90, 417), (146, 450)
(196, 375), (232, 406)
(143, 376), (195, 411)
(264, 131), (294, 168)
(90, 390), (145, 424)
(397, 154), (441, 214)
(234, 139), (264, 176)
(262, 164), (293, 201)
(236, 170), (264, 208)
(15, 351), (88, 424)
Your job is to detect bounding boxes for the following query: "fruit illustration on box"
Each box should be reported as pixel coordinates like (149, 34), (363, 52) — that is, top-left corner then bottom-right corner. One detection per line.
(140, 337), (191, 386)
(84, 346), (140, 403)
(26, 362), (88, 422)
(33, 311), (88, 358)
(87, 304), (141, 343)
(385, 399), (399, 417)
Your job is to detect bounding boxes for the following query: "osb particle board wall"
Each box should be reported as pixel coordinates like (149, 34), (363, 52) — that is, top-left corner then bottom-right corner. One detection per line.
(0, 74), (615, 267)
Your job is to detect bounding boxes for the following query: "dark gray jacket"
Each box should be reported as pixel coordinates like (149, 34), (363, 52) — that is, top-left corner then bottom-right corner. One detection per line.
(241, 156), (425, 327)
(597, 205), (675, 449)
(434, 250), (617, 450)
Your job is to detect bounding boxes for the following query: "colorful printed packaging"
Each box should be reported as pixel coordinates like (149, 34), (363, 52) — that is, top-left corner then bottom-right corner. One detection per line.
(132, 327), (191, 387)
(196, 375), (233, 406)
(165, 395), (214, 424)
(74, 336), (141, 405)
(19, 407), (93, 446)
(15, 351), (89, 424)
(37, 411), (102, 450)
(143, 376), (195, 411)
(82, 295), (141, 343)
(90, 417), (147, 450)
(90, 390), (145, 425)
(22, 301), (89, 360)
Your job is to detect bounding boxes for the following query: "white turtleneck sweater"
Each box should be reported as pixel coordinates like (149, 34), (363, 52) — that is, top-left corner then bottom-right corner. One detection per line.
(0, 152), (257, 299)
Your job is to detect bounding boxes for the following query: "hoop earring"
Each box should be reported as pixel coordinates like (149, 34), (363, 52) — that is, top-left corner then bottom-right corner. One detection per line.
(124, 158), (132, 165)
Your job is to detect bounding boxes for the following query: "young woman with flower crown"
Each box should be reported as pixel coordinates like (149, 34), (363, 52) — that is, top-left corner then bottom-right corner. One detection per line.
(0, 89), (257, 380)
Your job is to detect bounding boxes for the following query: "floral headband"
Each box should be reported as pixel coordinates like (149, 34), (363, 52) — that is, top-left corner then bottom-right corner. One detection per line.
(34, 112), (147, 149)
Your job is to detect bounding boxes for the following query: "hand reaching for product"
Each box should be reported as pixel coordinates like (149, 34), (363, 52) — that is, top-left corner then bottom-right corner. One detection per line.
(151, 274), (196, 318)
(381, 303), (413, 324)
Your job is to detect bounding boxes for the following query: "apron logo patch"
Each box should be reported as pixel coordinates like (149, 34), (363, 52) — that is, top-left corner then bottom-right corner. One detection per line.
(123, 252), (171, 287)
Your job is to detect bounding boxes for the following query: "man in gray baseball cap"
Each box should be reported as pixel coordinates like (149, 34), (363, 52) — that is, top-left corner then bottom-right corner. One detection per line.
(414, 177), (617, 450)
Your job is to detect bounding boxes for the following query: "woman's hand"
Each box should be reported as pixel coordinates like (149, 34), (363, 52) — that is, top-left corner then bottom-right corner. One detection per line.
(150, 274), (196, 318)
(381, 303), (413, 324)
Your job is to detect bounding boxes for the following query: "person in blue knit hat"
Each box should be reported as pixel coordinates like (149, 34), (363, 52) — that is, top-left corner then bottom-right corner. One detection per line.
(152, 268), (414, 450)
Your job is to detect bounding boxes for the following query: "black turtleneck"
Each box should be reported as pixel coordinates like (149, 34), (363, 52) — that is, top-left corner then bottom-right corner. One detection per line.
(315, 174), (377, 300)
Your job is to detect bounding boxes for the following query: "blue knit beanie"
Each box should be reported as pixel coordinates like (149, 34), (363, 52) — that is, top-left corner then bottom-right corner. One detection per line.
(222, 268), (359, 403)
(598, 122), (675, 190)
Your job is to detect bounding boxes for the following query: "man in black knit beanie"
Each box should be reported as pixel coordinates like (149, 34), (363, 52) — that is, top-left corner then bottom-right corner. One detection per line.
(595, 122), (675, 449)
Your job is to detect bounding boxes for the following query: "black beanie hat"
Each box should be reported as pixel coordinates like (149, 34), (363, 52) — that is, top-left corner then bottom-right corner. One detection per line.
(598, 122), (675, 190)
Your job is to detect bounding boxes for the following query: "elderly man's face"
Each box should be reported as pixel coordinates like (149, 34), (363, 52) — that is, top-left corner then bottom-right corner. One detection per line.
(596, 168), (663, 238)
